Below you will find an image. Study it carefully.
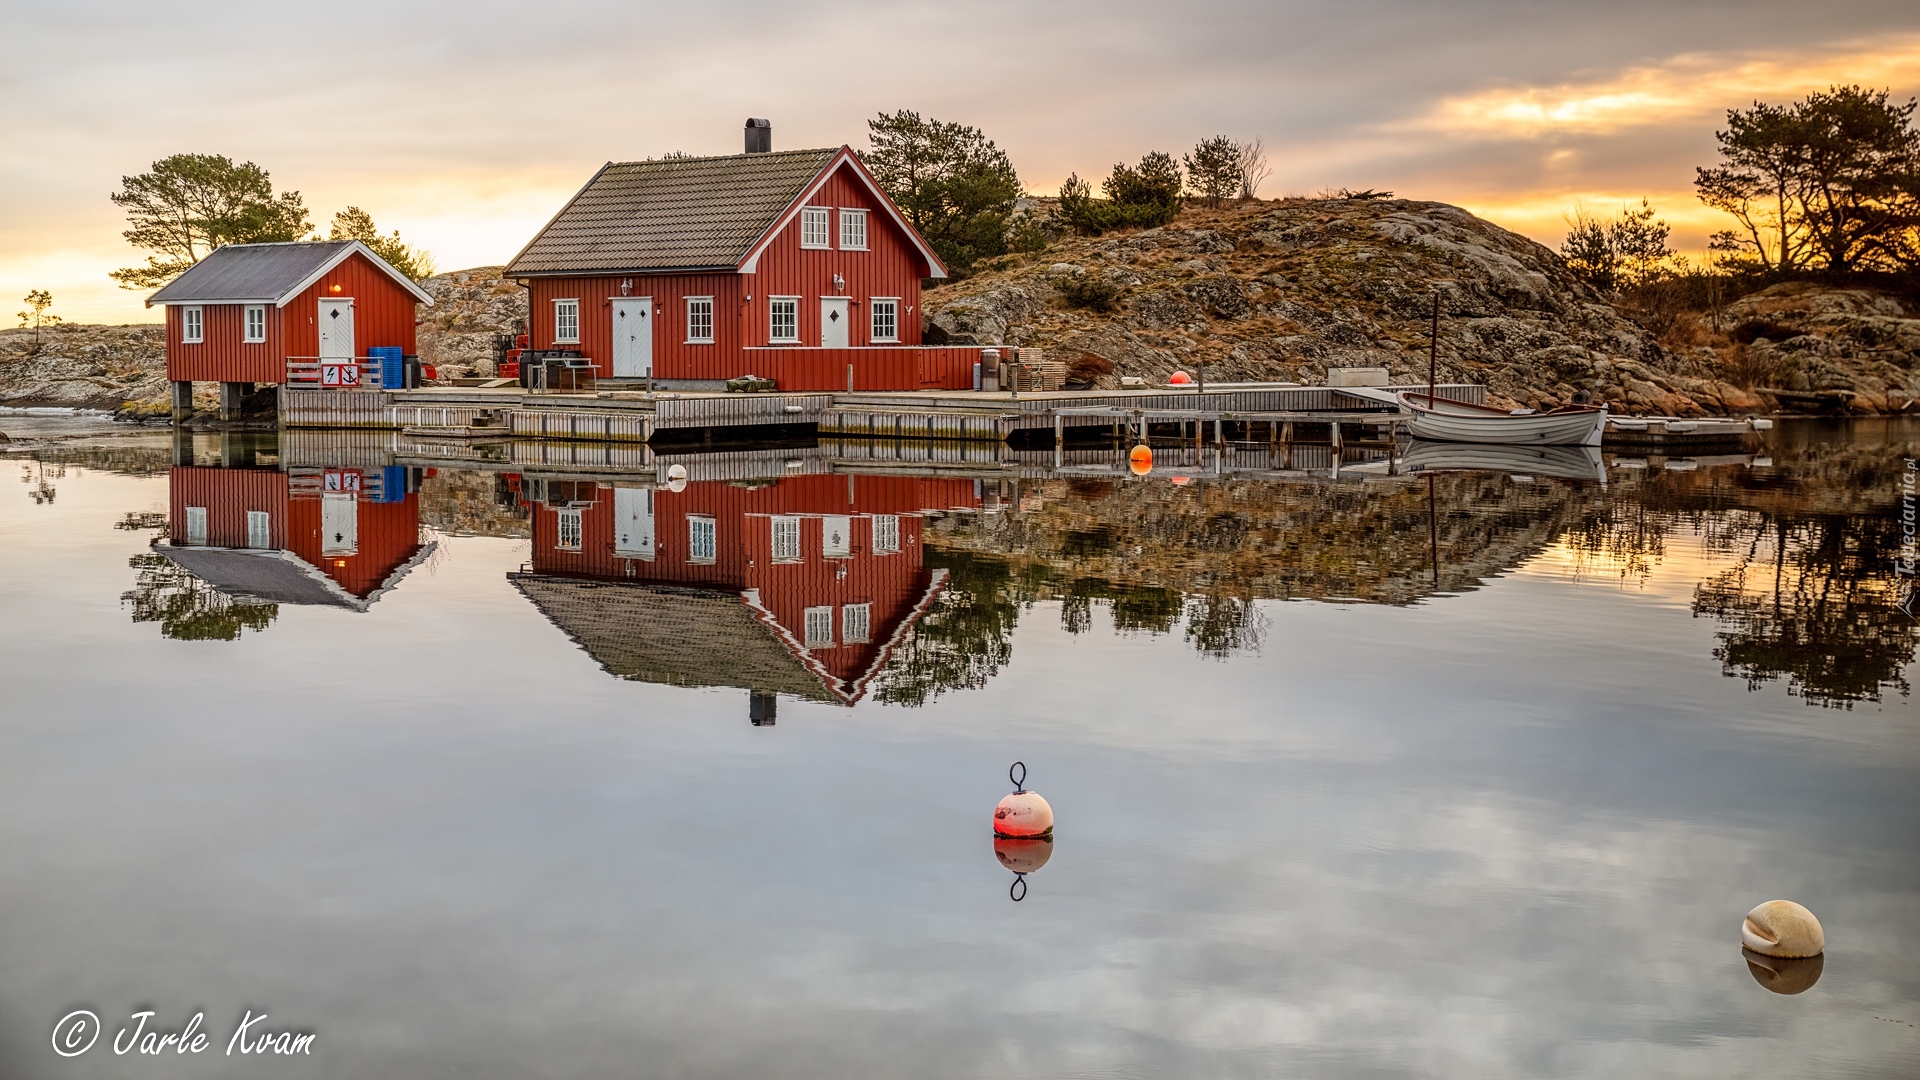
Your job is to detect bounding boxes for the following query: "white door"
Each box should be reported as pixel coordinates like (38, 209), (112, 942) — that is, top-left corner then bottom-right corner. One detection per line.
(822, 515), (852, 558)
(820, 297), (849, 349)
(318, 298), (355, 358)
(611, 298), (652, 377)
(321, 493), (358, 555)
(614, 487), (655, 558)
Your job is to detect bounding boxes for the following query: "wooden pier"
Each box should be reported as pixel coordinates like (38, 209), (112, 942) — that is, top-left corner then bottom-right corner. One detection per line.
(281, 382), (1487, 447)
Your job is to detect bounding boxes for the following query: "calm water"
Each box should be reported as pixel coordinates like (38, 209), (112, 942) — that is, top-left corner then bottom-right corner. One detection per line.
(1, 418), (1916, 1078)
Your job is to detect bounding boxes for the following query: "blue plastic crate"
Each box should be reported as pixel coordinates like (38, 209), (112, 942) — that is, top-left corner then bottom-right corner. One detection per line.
(367, 346), (404, 389)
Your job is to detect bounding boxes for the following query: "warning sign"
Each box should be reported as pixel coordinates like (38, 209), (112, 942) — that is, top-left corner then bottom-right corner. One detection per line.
(322, 470), (363, 493)
(321, 364), (361, 387)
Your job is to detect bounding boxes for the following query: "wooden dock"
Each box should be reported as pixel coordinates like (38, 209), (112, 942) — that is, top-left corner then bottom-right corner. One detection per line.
(282, 382), (1487, 447)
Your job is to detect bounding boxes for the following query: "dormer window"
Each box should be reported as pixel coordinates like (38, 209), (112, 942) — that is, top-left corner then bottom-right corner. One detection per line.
(839, 209), (868, 250)
(244, 305), (266, 343)
(800, 207), (831, 249)
(182, 306), (203, 343)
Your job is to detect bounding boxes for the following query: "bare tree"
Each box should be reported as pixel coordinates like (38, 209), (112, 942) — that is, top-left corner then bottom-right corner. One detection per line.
(1236, 138), (1271, 200)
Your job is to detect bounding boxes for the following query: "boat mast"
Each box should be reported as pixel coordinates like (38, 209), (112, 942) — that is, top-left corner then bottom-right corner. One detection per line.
(1428, 290), (1439, 406)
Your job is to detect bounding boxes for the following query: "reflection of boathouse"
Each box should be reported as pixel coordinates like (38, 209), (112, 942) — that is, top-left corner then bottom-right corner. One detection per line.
(509, 473), (979, 706)
(160, 456), (432, 612)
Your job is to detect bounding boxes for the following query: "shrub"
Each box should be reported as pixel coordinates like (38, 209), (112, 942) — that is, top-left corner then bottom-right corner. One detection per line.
(1055, 152), (1186, 236)
(1184, 137), (1243, 208)
(1054, 270), (1121, 312)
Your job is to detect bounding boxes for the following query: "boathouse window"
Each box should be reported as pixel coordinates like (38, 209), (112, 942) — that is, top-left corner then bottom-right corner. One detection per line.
(182, 306), (202, 343)
(769, 297), (799, 344)
(553, 299), (580, 344)
(771, 515), (801, 562)
(685, 297), (714, 344)
(871, 515), (900, 554)
(800, 207), (831, 249)
(243, 305), (266, 343)
(689, 515), (717, 563)
(556, 509), (582, 551)
(804, 606), (835, 648)
(870, 298), (899, 343)
(246, 511), (270, 550)
(185, 505), (207, 545)
(840, 209), (868, 250)
(842, 603), (871, 644)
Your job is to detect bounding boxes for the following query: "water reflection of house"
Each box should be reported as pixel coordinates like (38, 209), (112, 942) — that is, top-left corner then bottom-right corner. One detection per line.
(160, 463), (431, 611)
(508, 473), (979, 711)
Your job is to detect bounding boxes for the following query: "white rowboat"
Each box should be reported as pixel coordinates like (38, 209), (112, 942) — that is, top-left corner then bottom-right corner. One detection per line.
(1396, 392), (1607, 446)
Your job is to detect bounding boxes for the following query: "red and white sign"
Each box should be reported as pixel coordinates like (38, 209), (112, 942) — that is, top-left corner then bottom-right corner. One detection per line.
(322, 470), (363, 493)
(321, 363), (361, 387)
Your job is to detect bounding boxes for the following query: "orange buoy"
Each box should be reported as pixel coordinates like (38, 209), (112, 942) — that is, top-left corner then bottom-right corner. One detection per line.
(994, 836), (1054, 875)
(1169, 475), (1191, 486)
(993, 761), (1053, 838)
(1168, 370), (1193, 385)
(1128, 444), (1154, 475)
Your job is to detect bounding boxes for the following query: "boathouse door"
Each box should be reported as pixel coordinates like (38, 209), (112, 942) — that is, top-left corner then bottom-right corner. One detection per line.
(820, 297), (849, 349)
(611, 298), (652, 377)
(318, 298), (355, 358)
(321, 493), (358, 555)
(613, 487), (654, 558)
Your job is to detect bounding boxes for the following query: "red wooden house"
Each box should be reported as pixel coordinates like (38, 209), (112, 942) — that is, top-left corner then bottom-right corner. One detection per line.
(147, 240), (434, 418)
(158, 460), (432, 613)
(508, 470), (981, 714)
(505, 120), (989, 392)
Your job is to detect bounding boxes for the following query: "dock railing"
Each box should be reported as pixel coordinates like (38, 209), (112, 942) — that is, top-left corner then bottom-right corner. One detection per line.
(286, 357), (387, 390)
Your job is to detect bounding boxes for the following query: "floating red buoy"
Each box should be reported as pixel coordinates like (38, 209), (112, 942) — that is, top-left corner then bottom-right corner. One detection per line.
(993, 761), (1053, 838)
(994, 836), (1054, 874)
(1168, 370), (1193, 385)
(1128, 444), (1153, 475)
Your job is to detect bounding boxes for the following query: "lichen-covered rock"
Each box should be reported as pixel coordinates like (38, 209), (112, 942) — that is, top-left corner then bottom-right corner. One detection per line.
(417, 265), (528, 378)
(921, 198), (1917, 414)
(0, 324), (168, 410)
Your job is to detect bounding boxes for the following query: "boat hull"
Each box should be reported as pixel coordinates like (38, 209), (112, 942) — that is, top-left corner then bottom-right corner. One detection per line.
(1397, 393), (1607, 446)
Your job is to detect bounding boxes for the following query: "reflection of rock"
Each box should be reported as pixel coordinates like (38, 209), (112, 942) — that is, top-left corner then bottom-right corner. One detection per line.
(1744, 948), (1824, 995)
(993, 836), (1053, 874)
(1742, 899), (1825, 958)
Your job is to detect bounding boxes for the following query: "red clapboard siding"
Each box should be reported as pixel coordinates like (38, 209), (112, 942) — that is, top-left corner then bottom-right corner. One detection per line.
(286, 493), (423, 599)
(524, 157), (938, 386)
(740, 346), (982, 391)
(165, 251), (419, 383)
(169, 467), (289, 547)
(740, 514), (933, 687)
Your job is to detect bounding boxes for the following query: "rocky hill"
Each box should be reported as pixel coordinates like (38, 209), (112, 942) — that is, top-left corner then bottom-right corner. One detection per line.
(417, 265), (526, 378)
(0, 324), (170, 411)
(923, 198), (1920, 415)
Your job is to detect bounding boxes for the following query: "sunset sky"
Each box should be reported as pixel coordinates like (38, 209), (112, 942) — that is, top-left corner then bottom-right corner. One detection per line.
(4, 0), (1918, 325)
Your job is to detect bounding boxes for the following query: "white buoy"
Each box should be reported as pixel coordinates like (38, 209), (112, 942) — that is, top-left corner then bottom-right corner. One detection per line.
(664, 464), (688, 493)
(993, 762), (1053, 839)
(1742, 900), (1825, 958)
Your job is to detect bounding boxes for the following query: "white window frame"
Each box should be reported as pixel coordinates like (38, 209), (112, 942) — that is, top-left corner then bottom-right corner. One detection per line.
(839, 209), (868, 251)
(869, 297), (900, 343)
(181, 306), (203, 344)
(241, 304), (265, 343)
(871, 514), (900, 554)
(842, 603), (871, 645)
(803, 605), (835, 649)
(246, 510), (271, 549)
(685, 296), (714, 344)
(553, 298), (581, 344)
(800, 207), (831, 249)
(768, 297), (800, 344)
(556, 508), (583, 551)
(688, 515), (717, 564)
(185, 505), (208, 545)
(771, 515), (801, 562)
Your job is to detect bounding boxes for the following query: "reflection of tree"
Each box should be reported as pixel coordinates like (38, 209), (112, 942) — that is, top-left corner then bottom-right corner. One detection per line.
(1692, 512), (1914, 708)
(121, 553), (278, 641)
(1183, 592), (1265, 658)
(872, 551), (1035, 707)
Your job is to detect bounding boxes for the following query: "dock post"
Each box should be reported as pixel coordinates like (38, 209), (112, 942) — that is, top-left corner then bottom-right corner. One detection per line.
(171, 380), (193, 423)
(1331, 421), (1342, 452)
(1053, 412), (1063, 470)
(218, 381), (250, 421)
(847, 364), (855, 393)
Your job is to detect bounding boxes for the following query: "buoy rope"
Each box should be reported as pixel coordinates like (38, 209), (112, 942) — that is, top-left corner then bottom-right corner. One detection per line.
(1009, 874), (1027, 902)
(1009, 761), (1026, 793)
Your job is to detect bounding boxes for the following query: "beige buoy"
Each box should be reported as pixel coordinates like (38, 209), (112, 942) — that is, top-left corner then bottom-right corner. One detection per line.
(1742, 900), (1824, 958)
(664, 464), (688, 493)
(1743, 948), (1824, 995)
(993, 761), (1053, 838)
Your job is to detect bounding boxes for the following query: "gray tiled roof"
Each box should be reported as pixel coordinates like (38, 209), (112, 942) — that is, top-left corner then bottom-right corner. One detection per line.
(148, 241), (356, 304)
(506, 149), (839, 276)
(159, 546), (360, 609)
(509, 573), (837, 701)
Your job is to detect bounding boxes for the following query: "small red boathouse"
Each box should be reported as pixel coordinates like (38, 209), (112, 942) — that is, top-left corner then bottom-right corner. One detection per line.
(147, 240), (434, 418)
